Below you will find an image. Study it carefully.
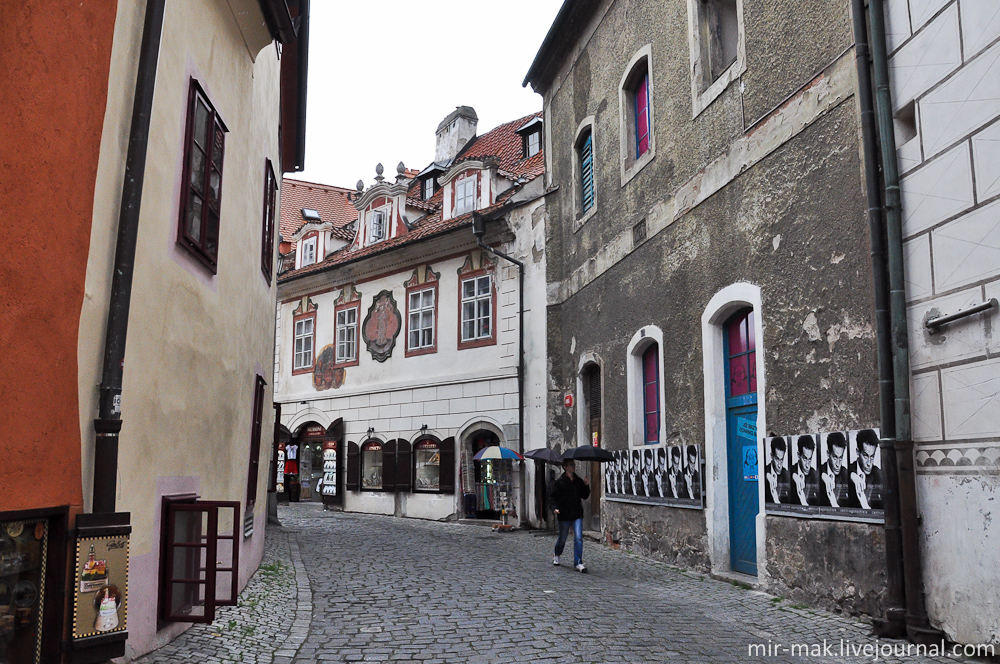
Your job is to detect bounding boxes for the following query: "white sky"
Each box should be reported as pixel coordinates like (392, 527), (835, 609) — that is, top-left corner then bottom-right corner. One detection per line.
(293, 0), (564, 188)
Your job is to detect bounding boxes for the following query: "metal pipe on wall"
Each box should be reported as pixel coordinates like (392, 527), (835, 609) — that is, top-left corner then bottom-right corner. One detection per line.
(93, 0), (167, 514)
(867, 0), (944, 643)
(850, 0), (906, 637)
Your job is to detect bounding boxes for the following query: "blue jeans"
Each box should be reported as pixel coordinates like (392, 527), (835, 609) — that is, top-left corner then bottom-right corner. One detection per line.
(554, 518), (584, 566)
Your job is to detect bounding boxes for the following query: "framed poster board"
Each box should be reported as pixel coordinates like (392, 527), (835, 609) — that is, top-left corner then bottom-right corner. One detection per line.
(71, 514), (130, 642)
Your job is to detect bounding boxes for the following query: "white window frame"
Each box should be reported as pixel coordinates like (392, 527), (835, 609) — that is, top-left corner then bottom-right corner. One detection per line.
(625, 325), (666, 448)
(526, 131), (541, 157)
(336, 307), (358, 363)
(367, 209), (387, 245)
(687, 0), (746, 118)
(300, 236), (317, 267)
(423, 178), (434, 200)
(618, 45), (656, 186)
(454, 177), (476, 216)
(408, 288), (435, 350)
(293, 317), (314, 371)
(460, 275), (492, 342)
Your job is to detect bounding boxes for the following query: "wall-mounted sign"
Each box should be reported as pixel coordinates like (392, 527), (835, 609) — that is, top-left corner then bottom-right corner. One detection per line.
(564, 394), (574, 408)
(71, 514), (130, 643)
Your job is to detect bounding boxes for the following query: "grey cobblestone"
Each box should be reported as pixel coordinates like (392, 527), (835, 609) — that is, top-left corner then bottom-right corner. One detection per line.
(141, 504), (981, 664)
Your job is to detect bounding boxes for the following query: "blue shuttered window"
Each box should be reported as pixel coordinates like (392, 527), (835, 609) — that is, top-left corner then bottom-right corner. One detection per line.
(580, 132), (594, 213)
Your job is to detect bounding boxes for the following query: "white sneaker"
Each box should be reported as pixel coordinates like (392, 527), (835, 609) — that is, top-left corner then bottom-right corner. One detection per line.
(552, 555), (560, 565)
(575, 563), (588, 573)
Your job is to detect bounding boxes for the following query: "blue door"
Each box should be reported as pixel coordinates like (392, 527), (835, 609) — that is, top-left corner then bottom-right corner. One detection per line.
(724, 310), (759, 575)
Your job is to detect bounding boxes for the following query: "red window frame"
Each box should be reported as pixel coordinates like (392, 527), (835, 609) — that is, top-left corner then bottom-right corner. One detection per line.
(261, 160), (277, 283)
(292, 310), (316, 375)
(457, 269), (497, 350)
(299, 230), (319, 267)
(634, 72), (650, 159)
(642, 344), (660, 444)
(725, 309), (757, 397)
(405, 282), (438, 357)
(159, 495), (240, 625)
(177, 78), (227, 272)
(333, 301), (361, 368)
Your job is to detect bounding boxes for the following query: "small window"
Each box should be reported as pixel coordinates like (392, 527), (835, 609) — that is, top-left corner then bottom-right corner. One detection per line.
(413, 438), (441, 492)
(178, 79), (227, 271)
(408, 288), (435, 351)
(293, 316), (314, 371)
(460, 275), (492, 342)
(454, 177), (476, 216)
(634, 73), (650, 159)
(368, 209), (387, 244)
(301, 208), (321, 221)
(300, 236), (317, 266)
(579, 131), (594, 214)
(335, 306), (359, 364)
(361, 440), (384, 490)
(423, 178), (435, 200)
(261, 161), (277, 282)
(525, 131), (541, 157)
(642, 344), (660, 444)
(700, 0), (739, 84)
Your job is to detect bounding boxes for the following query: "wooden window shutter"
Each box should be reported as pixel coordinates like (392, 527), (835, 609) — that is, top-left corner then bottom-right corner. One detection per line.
(588, 368), (601, 420)
(396, 439), (412, 492)
(439, 437), (456, 494)
(246, 375), (266, 509)
(207, 501), (241, 607)
(382, 440), (397, 492)
(346, 441), (360, 491)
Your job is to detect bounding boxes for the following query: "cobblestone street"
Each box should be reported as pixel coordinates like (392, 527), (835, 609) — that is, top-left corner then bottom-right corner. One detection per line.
(140, 504), (970, 664)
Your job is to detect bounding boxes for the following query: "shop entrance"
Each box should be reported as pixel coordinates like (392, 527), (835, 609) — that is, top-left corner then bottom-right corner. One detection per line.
(462, 430), (515, 520)
(290, 422), (343, 505)
(582, 363), (603, 529)
(723, 309), (759, 576)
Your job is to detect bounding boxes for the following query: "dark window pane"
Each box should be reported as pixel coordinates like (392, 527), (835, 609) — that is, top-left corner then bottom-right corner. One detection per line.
(190, 147), (206, 192)
(194, 100), (210, 148)
(186, 194), (203, 242)
(212, 126), (225, 166)
(205, 210), (219, 257)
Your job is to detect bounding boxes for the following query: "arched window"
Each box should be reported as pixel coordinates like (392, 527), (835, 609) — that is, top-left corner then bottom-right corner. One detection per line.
(627, 325), (665, 447)
(360, 440), (384, 490)
(618, 45), (655, 183)
(642, 344), (660, 444)
(413, 437), (442, 492)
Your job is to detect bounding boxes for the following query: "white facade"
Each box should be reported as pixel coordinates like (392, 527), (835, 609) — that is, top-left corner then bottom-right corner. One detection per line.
(887, 0), (1000, 644)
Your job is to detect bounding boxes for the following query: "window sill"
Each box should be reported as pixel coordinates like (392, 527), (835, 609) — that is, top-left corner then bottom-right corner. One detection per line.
(621, 149), (655, 187)
(176, 238), (219, 274)
(691, 60), (745, 119)
(458, 336), (497, 351)
(333, 358), (360, 369)
(573, 205), (598, 233)
(291, 366), (314, 376)
(404, 345), (438, 358)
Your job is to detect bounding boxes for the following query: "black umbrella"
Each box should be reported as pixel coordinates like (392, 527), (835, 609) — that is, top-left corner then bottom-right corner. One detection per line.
(561, 445), (615, 462)
(523, 447), (564, 465)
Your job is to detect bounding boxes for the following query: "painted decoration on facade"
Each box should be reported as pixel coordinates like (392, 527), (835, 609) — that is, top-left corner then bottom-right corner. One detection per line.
(292, 295), (317, 317)
(362, 290), (401, 362)
(764, 428), (883, 522)
(335, 283), (361, 306)
(313, 345), (345, 390)
(403, 264), (440, 288)
(457, 250), (497, 277)
(604, 445), (702, 508)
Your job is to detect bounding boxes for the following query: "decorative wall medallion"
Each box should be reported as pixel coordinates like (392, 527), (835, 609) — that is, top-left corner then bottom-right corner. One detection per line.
(313, 345), (345, 391)
(362, 290), (401, 362)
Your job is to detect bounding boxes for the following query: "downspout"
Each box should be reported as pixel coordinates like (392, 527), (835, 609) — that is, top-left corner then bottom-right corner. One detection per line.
(868, 0), (944, 643)
(93, 0), (166, 514)
(850, 0), (906, 638)
(472, 211), (526, 526)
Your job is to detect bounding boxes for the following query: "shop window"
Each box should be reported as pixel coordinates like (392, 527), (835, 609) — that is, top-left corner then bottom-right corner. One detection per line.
(0, 516), (49, 662)
(158, 495), (239, 624)
(413, 438), (442, 492)
(261, 160), (277, 283)
(177, 79), (227, 272)
(360, 440), (384, 490)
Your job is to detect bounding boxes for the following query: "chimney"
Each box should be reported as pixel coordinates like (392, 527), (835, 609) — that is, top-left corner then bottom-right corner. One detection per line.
(434, 106), (478, 163)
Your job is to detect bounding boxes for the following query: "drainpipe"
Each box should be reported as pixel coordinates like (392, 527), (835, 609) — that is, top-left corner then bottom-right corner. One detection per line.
(851, 0), (906, 638)
(868, 0), (944, 643)
(472, 211), (526, 526)
(93, 0), (166, 514)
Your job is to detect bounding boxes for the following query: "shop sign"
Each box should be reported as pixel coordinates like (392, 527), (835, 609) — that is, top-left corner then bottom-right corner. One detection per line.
(71, 515), (130, 642)
(564, 394), (573, 408)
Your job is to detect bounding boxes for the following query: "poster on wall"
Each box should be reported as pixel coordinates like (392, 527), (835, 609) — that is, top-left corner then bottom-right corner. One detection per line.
(764, 429), (883, 521)
(604, 444), (702, 508)
(276, 443), (285, 494)
(71, 534), (129, 640)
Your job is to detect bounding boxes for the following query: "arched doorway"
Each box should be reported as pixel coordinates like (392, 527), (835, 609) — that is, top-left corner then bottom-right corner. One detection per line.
(723, 308), (759, 575)
(461, 429), (513, 520)
(580, 361), (603, 529)
(292, 422), (329, 503)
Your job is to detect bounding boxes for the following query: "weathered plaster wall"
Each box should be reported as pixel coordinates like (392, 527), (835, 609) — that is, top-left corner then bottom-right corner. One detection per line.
(540, 0), (883, 614)
(78, 1), (281, 657)
(765, 516), (887, 617)
(0, 0), (118, 513)
(885, 0), (1000, 644)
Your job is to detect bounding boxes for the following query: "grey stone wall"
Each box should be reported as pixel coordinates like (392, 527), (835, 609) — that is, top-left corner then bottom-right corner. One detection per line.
(603, 501), (711, 571)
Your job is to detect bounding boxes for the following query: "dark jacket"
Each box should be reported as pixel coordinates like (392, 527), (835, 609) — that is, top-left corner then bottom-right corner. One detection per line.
(550, 472), (590, 521)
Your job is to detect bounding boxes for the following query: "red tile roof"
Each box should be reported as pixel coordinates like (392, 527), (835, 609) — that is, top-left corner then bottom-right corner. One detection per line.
(279, 111), (543, 281)
(279, 178), (358, 242)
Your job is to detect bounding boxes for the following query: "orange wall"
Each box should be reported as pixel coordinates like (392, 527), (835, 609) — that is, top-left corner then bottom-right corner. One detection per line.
(0, 1), (119, 512)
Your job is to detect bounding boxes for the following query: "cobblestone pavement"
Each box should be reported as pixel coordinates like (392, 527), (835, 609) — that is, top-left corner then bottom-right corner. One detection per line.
(141, 504), (976, 664)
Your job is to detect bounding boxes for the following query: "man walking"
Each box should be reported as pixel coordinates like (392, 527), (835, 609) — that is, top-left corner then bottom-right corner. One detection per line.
(550, 459), (590, 572)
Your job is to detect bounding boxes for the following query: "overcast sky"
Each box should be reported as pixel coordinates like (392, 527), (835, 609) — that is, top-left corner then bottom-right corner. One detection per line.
(293, 0), (564, 188)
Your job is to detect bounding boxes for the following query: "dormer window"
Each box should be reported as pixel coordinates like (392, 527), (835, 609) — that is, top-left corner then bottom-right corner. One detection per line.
(525, 131), (540, 157)
(454, 177), (476, 216)
(423, 178), (435, 200)
(300, 236), (317, 266)
(301, 208), (320, 221)
(368, 209), (387, 244)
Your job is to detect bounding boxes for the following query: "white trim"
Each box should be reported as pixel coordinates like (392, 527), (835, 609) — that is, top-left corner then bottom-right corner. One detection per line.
(701, 282), (767, 579)
(299, 235), (317, 267)
(618, 44), (656, 186)
(687, 0), (747, 118)
(626, 325), (666, 448)
(285, 408), (330, 433)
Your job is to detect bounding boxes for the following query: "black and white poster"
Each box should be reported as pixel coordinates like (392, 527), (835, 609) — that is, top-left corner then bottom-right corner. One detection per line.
(764, 429), (883, 521)
(604, 444), (702, 508)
